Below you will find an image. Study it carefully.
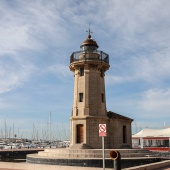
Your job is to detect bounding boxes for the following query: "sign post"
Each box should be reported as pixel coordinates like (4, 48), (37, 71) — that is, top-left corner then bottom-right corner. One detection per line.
(99, 124), (107, 170)
(102, 136), (105, 170)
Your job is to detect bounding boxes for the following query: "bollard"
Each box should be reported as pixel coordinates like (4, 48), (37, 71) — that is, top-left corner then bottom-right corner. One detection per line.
(110, 150), (121, 170)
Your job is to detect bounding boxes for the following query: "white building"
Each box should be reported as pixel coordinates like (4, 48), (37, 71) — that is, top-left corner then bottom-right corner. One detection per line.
(132, 128), (170, 150)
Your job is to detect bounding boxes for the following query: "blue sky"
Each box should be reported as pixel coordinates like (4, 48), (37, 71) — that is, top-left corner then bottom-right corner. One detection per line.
(0, 0), (170, 140)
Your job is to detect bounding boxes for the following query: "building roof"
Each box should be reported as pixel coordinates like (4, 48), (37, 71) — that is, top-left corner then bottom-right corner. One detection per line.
(107, 111), (133, 121)
(80, 34), (99, 48)
(132, 127), (170, 138)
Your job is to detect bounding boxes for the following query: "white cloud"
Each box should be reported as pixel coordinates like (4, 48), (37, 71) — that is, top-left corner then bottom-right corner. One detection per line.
(0, 0), (73, 94)
(107, 87), (170, 131)
(131, 48), (170, 83)
(106, 0), (170, 36)
(106, 46), (170, 85)
(0, 55), (36, 94)
(0, 5), (43, 55)
(0, 0), (74, 56)
(104, 0), (170, 86)
(46, 63), (72, 79)
(141, 88), (170, 113)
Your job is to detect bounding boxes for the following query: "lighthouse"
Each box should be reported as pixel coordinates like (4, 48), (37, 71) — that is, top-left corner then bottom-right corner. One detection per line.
(26, 31), (134, 166)
(69, 30), (110, 149)
(26, 30), (140, 166)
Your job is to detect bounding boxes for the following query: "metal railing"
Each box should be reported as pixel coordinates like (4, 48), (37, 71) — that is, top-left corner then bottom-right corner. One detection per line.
(70, 50), (109, 64)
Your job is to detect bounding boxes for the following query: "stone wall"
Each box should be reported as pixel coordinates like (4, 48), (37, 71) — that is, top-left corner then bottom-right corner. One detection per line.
(108, 118), (132, 148)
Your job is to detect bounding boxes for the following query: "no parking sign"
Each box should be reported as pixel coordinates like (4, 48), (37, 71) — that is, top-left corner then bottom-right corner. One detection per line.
(99, 124), (107, 137)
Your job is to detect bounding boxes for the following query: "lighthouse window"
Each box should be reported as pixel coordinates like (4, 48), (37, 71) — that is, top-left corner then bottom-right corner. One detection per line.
(80, 68), (84, 76)
(83, 46), (96, 52)
(101, 94), (105, 103)
(100, 69), (104, 77)
(79, 93), (83, 102)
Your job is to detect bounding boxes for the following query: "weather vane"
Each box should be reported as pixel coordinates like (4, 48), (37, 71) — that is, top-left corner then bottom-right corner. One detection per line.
(86, 23), (93, 37)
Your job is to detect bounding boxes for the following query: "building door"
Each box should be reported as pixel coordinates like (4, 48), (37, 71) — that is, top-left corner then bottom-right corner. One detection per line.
(77, 124), (84, 143)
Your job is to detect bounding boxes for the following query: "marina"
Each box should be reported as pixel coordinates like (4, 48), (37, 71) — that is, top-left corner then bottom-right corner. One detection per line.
(0, 139), (70, 163)
(0, 138), (70, 150)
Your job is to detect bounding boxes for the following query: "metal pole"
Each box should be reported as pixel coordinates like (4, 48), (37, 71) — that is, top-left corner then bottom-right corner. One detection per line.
(114, 152), (121, 170)
(102, 136), (105, 170)
(140, 137), (143, 149)
(169, 137), (170, 158)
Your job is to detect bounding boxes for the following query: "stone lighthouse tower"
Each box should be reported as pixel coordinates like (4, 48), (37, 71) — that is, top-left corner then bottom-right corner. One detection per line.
(69, 30), (110, 149)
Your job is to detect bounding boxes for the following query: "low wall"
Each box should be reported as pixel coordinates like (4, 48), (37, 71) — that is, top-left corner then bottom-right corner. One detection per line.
(27, 155), (162, 169)
(0, 161), (170, 170)
(0, 149), (44, 161)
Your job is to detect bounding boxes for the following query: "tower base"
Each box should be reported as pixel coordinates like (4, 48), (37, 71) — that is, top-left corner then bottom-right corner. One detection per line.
(69, 143), (93, 149)
(26, 148), (159, 168)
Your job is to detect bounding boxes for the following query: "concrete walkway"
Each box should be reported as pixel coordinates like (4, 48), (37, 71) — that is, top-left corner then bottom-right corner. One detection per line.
(0, 161), (170, 170)
(158, 167), (170, 170)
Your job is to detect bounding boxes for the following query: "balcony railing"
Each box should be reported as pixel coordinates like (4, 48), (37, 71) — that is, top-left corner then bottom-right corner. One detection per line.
(70, 50), (109, 64)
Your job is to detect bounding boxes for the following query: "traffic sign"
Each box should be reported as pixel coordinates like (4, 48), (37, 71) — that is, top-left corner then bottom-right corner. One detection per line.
(99, 124), (107, 137)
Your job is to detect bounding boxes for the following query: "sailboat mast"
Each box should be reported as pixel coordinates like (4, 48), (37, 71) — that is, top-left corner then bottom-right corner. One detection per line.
(49, 111), (51, 142)
(4, 119), (7, 140)
(13, 123), (14, 139)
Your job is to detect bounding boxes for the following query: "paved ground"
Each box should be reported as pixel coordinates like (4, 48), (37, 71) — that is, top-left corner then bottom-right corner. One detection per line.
(0, 166), (170, 170)
(0, 169), (20, 170)
(158, 166), (170, 170)
(0, 162), (170, 170)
